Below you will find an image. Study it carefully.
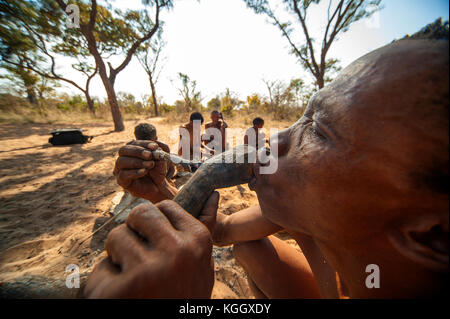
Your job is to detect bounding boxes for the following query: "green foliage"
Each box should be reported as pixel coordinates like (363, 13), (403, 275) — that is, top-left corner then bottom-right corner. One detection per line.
(261, 77), (314, 119)
(206, 96), (221, 111)
(176, 73), (203, 112)
(220, 97), (234, 115)
(117, 91), (145, 114)
(159, 102), (175, 113)
(55, 94), (87, 112)
(219, 88), (242, 116)
(0, 0), (64, 102)
(247, 94), (262, 109)
(0, 0), (99, 111)
(0, 0), (173, 128)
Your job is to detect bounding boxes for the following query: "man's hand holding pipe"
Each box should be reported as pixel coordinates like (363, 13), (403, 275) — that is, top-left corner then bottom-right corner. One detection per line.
(84, 194), (219, 298)
(113, 140), (178, 203)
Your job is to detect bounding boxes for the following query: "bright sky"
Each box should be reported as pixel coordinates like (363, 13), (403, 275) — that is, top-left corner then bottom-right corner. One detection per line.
(9, 0), (450, 104)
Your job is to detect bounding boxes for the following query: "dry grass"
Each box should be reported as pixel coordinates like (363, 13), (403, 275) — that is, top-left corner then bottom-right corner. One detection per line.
(0, 103), (146, 125)
(0, 93), (301, 129)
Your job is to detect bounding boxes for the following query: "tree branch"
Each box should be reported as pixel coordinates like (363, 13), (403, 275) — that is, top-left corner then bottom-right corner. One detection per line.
(292, 0), (320, 75)
(88, 0), (98, 31)
(85, 66), (98, 92)
(322, 0), (344, 51)
(267, 7), (315, 76)
(4, 57), (85, 93)
(111, 0), (161, 79)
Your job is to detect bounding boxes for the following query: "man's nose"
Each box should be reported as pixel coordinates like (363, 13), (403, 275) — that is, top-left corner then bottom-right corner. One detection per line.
(269, 127), (290, 157)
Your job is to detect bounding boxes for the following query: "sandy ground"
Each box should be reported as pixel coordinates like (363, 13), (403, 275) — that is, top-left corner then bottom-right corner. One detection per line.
(0, 117), (299, 298)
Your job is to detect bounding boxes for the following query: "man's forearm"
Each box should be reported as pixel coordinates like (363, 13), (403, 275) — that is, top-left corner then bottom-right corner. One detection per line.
(221, 206), (282, 245)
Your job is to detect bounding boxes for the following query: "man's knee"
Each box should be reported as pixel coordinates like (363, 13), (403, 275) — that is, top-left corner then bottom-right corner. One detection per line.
(233, 238), (267, 265)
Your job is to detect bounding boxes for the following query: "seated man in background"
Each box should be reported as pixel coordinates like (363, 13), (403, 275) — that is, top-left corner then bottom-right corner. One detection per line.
(86, 23), (448, 298)
(134, 123), (174, 179)
(203, 110), (228, 154)
(134, 123), (158, 141)
(244, 117), (267, 150)
(178, 112), (204, 163)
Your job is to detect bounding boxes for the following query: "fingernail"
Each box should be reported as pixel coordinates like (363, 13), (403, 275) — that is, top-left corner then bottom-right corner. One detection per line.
(142, 150), (152, 159)
(147, 142), (157, 150)
(138, 168), (147, 174)
(143, 161), (155, 168)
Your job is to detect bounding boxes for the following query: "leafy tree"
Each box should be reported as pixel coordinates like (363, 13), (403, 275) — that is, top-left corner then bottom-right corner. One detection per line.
(0, 63), (39, 105)
(286, 78), (305, 107)
(35, 76), (60, 100)
(159, 102), (174, 113)
(220, 88), (242, 115)
(262, 77), (308, 118)
(54, 0), (173, 131)
(206, 96), (221, 111)
(176, 72), (202, 112)
(0, 0), (98, 113)
(243, 93), (263, 114)
(245, 0), (382, 88)
(0, 0), (55, 105)
(137, 28), (166, 116)
(117, 91), (144, 114)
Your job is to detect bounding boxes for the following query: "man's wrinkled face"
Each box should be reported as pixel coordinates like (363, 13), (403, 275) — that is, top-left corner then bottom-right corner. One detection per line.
(253, 40), (448, 247)
(253, 87), (383, 243)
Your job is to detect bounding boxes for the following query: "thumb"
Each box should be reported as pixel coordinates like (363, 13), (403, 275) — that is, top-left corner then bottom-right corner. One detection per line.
(198, 191), (220, 234)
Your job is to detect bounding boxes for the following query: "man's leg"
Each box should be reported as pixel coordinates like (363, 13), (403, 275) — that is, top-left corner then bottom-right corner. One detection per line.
(233, 235), (321, 298)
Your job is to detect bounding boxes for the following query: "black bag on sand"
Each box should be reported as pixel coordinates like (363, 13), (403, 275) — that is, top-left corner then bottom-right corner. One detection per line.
(48, 128), (93, 146)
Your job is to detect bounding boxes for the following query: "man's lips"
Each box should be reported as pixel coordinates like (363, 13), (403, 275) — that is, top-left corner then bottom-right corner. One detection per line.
(249, 176), (257, 190)
(248, 147), (272, 191)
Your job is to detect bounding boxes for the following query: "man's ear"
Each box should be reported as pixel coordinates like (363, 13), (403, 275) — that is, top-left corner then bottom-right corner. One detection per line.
(388, 215), (449, 272)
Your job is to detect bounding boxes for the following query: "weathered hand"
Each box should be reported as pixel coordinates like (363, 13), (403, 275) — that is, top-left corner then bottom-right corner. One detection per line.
(84, 197), (218, 299)
(193, 192), (232, 247)
(113, 140), (176, 202)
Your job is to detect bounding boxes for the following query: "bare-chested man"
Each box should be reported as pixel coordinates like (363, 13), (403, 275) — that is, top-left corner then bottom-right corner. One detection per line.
(203, 110), (228, 153)
(177, 112), (204, 161)
(85, 27), (448, 298)
(244, 117), (266, 150)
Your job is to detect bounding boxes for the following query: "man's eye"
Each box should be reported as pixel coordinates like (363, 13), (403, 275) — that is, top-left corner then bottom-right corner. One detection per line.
(311, 122), (325, 139)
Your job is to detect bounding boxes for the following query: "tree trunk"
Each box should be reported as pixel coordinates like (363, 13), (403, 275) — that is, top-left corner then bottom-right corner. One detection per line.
(96, 61), (124, 131)
(83, 29), (125, 131)
(84, 91), (95, 115)
(26, 86), (37, 105)
(104, 79), (124, 131)
(316, 73), (325, 89)
(148, 72), (158, 116)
